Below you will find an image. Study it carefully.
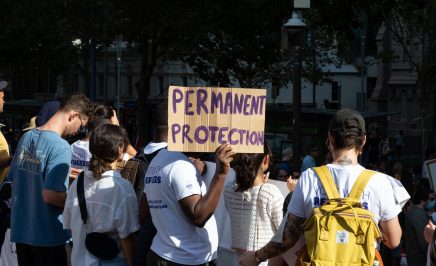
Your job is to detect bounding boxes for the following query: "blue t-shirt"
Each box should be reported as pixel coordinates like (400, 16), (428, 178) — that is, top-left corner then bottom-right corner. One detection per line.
(9, 129), (71, 246)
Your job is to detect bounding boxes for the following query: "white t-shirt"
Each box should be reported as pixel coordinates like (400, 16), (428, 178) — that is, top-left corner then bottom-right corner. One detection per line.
(202, 161), (235, 251)
(70, 140), (91, 170)
(63, 170), (139, 266)
(288, 164), (402, 223)
(144, 142), (168, 154)
(143, 149), (218, 264)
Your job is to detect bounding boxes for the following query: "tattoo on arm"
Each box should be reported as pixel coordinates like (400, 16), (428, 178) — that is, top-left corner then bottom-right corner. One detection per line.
(257, 213), (305, 260)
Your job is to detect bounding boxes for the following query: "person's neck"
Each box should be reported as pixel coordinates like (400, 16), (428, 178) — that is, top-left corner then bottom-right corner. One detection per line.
(39, 113), (65, 136)
(252, 172), (266, 187)
(110, 160), (118, 170)
(331, 149), (359, 165)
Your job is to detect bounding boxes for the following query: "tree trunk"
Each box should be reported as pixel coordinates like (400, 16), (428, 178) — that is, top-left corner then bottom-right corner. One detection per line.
(135, 52), (154, 147)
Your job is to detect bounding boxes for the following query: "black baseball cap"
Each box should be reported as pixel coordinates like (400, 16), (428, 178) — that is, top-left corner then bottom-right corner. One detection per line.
(328, 108), (366, 134)
(36, 101), (60, 127)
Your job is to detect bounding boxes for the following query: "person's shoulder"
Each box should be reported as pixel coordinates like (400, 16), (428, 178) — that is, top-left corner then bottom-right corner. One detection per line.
(42, 131), (69, 147)
(71, 139), (89, 148)
(263, 183), (285, 199)
(367, 170), (391, 183)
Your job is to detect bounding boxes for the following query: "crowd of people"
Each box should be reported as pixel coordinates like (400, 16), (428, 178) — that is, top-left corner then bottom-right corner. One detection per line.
(0, 83), (434, 266)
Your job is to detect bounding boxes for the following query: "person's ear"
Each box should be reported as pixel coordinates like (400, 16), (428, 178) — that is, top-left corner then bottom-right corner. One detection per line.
(362, 135), (367, 147)
(263, 154), (270, 168)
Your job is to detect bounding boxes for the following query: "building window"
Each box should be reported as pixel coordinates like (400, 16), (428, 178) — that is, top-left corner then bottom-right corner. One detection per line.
(182, 76), (188, 86)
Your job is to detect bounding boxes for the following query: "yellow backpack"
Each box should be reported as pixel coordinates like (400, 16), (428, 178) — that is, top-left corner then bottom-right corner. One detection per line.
(300, 166), (382, 266)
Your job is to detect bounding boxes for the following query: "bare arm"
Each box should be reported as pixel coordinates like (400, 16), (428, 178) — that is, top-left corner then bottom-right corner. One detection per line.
(126, 145), (137, 158)
(0, 156), (12, 168)
(424, 221), (435, 244)
(239, 213), (305, 266)
(379, 216), (402, 249)
(179, 143), (235, 227)
(42, 189), (67, 208)
(120, 233), (136, 266)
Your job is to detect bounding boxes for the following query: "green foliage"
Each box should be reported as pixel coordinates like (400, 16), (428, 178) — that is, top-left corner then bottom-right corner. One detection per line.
(0, 0), (75, 76)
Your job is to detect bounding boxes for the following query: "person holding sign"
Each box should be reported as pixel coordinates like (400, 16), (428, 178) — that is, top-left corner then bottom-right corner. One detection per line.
(143, 143), (235, 265)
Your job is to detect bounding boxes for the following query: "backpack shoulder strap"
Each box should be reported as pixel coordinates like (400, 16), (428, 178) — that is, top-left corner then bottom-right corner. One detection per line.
(347, 169), (376, 201)
(77, 171), (87, 224)
(313, 166), (340, 200)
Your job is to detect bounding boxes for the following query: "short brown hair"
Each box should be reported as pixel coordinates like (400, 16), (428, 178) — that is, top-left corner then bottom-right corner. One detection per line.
(59, 94), (93, 118)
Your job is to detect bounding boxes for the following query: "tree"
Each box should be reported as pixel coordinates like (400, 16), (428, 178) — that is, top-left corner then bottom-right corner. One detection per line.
(377, 0), (436, 145)
(0, 0), (75, 95)
(181, 0), (292, 89)
(119, 0), (223, 142)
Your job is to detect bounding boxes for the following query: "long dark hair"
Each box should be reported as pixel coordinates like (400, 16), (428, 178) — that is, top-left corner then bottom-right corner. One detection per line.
(233, 142), (271, 192)
(89, 124), (129, 179)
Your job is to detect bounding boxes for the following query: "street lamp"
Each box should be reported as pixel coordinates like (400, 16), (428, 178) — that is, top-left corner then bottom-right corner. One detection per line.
(282, 11), (307, 173)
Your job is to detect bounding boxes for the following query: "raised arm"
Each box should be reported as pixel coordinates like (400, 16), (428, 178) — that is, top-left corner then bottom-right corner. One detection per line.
(179, 143), (235, 227)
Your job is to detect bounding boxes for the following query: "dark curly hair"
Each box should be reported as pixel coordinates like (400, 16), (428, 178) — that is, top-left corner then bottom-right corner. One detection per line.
(94, 103), (114, 120)
(233, 142), (271, 192)
(89, 124), (129, 179)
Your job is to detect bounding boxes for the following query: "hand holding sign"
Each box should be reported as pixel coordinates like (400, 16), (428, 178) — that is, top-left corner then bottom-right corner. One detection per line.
(215, 143), (236, 176)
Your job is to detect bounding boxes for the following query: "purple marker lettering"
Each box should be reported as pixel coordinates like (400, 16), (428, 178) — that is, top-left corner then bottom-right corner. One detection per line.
(257, 131), (264, 145)
(171, 124), (181, 143)
(250, 96), (258, 115)
(224, 92), (233, 114)
(228, 128), (238, 145)
(218, 127), (229, 144)
(258, 96), (266, 115)
(172, 88), (183, 113)
(197, 89), (209, 115)
(233, 94), (244, 114)
(184, 89), (195, 115)
(182, 124), (193, 144)
(249, 131), (257, 145)
(194, 125), (208, 144)
(209, 126), (219, 142)
(237, 129), (247, 144)
(243, 95), (251, 115)
(211, 91), (223, 114)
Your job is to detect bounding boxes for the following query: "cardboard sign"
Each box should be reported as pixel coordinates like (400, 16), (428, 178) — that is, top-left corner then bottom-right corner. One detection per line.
(168, 86), (266, 153)
(116, 160), (139, 185)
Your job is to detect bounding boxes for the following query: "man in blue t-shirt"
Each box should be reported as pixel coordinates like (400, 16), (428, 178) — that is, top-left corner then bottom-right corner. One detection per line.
(301, 146), (319, 173)
(8, 94), (92, 266)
